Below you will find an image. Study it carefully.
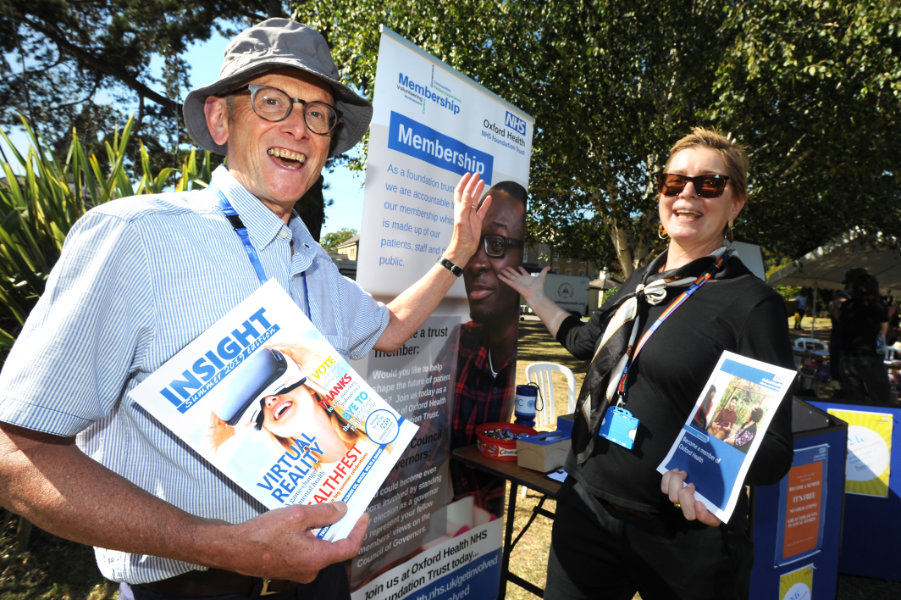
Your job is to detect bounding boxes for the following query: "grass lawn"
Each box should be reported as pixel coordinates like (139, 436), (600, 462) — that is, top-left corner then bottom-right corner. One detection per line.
(1, 316), (899, 599)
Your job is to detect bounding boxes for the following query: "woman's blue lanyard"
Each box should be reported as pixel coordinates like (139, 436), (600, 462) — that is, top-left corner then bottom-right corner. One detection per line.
(614, 249), (731, 404)
(216, 189), (311, 319)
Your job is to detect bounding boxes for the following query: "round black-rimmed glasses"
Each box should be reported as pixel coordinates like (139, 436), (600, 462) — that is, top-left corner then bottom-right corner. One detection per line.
(222, 84), (340, 135)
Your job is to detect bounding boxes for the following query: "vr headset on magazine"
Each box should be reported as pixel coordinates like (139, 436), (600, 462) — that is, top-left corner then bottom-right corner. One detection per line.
(214, 348), (306, 429)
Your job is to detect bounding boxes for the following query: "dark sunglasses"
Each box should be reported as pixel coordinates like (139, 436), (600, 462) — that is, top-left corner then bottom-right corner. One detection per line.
(656, 173), (731, 198)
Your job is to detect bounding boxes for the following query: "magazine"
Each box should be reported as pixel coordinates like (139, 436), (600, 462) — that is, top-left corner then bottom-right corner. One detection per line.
(656, 350), (796, 522)
(130, 279), (418, 541)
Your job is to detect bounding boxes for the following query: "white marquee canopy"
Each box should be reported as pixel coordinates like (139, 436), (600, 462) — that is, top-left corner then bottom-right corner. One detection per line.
(768, 228), (901, 293)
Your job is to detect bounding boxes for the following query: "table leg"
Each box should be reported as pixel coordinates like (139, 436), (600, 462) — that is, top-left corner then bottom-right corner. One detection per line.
(499, 481), (519, 599)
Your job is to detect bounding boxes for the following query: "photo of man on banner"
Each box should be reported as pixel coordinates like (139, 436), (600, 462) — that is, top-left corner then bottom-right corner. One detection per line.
(444, 181), (527, 516)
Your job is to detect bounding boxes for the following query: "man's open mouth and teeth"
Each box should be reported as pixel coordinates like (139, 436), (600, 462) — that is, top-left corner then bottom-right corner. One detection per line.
(268, 147), (307, 167)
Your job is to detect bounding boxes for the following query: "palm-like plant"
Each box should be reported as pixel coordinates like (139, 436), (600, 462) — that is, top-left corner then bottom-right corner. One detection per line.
(0, 115), (211, 359)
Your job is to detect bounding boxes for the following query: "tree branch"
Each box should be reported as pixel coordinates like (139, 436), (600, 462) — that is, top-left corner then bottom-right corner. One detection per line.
(21, 15), (181, 114)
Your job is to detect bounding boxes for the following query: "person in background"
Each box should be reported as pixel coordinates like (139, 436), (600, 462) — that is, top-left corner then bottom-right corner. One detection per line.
(829, 268), (866, 379)
(500, 127), (794, 600)
(793, 292), (808, 330)
(838, 270), (892, 403)
(883, 295), (899, 346)
(0, 18), (491, 600)
(691, 384), (717, 430)
(729, 407), (764, 453)
(708, 393), (741, 441)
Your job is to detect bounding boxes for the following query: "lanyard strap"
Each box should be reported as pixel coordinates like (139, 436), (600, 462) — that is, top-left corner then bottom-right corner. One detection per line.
(216, 188), (312, 318)
(614, 249), (731, 403)
(217, 190), (268, 285)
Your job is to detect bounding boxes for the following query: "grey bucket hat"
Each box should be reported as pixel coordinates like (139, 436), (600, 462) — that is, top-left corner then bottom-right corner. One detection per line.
(183, 18), (372, 157)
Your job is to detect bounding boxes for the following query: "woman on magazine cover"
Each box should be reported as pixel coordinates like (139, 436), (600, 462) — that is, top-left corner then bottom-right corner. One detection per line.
(205, 342), (366, 465)
(500, 127), (794, 600)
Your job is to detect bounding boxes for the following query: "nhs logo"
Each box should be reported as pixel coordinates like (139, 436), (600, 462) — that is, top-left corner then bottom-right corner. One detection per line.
(504, 111), (527, 135)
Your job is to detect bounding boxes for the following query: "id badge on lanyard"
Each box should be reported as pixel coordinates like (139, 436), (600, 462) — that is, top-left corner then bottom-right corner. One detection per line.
(599, 404), (639, 450)
(599, 250), (730, 451)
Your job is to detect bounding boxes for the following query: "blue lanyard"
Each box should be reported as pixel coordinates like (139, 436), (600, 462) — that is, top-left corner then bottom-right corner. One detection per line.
(216, 189), (311, 318)
(216, 190), (268, 284)
(615, 249), (730, 404)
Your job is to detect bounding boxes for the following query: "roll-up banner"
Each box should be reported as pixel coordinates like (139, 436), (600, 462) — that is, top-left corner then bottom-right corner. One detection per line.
(351, 27), (534, 600)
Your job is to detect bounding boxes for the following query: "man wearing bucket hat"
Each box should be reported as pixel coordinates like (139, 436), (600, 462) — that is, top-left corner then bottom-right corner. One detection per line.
(0, 18), (491, 600)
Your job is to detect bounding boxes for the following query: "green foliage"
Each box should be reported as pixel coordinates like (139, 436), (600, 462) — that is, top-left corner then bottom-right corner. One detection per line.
(710, 0), (901, 257)
(0, 116), (211, 359)
(320, 227), (359, 252)
(295, 0), (734, 277)
(1, 512), (117, 599)
(294, 0), (900, 278)
(1, 1), (289, 174)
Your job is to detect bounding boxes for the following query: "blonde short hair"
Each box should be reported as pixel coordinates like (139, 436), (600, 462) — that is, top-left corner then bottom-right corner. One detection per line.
(665, 127), (749, 201)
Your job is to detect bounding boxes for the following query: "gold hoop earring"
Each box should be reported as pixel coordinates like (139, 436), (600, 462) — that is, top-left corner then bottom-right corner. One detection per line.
(658, 223), (668, 239)
(726, 220), (735, 243)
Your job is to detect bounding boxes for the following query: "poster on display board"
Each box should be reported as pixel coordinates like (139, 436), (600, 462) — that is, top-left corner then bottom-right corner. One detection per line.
(779, 563), (814, 600)
(355, 26), (533, 298)
(826, 408), (893, 497)
(775, 445), (828, 566)
(350, 26), (534, 599)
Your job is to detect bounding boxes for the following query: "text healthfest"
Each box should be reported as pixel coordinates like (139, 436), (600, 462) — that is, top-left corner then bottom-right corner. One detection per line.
(131, 279), (418, 541)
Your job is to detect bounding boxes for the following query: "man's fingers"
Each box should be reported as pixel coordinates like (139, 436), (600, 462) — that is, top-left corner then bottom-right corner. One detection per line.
(474, 192), (492, 217)
(300, 510), (369, 581)
(454, 172), (473, 196)
(282, 500), (348, 531)
(340, 512), (370, 551)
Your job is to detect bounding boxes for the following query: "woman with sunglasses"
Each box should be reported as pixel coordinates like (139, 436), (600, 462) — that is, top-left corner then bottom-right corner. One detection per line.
(500, 127), (794, 600)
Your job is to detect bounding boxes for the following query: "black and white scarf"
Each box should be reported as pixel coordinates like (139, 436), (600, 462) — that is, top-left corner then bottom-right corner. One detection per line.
(572, 248), (734, 463)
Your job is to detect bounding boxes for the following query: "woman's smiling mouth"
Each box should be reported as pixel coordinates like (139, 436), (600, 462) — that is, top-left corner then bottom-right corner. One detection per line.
(272, 398), (293, 421)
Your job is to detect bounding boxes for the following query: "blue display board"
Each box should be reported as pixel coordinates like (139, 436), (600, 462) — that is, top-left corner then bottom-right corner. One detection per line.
(809, 400), (901, 581)
(749, 399), (847, 600)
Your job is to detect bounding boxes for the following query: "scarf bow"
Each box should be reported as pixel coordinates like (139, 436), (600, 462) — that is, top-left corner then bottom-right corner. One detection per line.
(572, 249), (729, 463)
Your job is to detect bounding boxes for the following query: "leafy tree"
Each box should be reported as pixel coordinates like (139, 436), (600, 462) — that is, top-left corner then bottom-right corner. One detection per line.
(0, 0), (289, 170)
(710, 0), (901, 257)
(298, 0), (735, 277)
(320, 227), (359, 252)
(296, 0), (899, 277)
(0, 117), (212, 357)
(2, 1), (355, 236)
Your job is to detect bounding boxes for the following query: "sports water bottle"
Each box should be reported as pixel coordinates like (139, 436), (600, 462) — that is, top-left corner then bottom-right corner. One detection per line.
(514, 384), (539, 427)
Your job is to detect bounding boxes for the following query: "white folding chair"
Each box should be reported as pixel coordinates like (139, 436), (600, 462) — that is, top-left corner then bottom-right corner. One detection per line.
(525, 362), (577, 429)
(519, 362), (576, 498)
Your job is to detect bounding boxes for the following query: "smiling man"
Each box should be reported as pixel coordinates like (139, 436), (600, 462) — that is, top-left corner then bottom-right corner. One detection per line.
(0, 18), (491, 600)
(448, 181), (527, 515)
